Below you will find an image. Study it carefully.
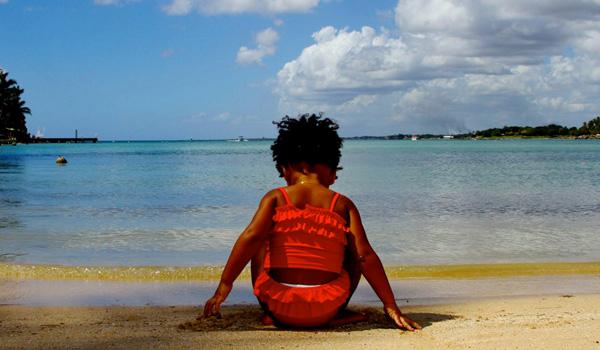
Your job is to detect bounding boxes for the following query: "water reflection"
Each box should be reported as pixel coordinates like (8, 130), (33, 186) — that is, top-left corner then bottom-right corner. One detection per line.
(0, 153), (25, 260)
(0, 253), (25, 262)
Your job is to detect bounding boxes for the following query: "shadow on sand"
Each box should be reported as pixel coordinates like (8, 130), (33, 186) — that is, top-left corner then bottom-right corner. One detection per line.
(178, 305), (458, 332)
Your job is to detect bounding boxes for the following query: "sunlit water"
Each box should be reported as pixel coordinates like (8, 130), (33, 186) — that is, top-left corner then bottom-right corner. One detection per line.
(1, 139), (600, 267)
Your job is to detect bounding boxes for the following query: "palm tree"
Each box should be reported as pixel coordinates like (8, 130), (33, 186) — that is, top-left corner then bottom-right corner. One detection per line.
(0, 69), (30, 143)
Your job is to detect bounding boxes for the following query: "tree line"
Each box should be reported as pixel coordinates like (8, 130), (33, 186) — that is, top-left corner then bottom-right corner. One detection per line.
(460, 117), (600, 138)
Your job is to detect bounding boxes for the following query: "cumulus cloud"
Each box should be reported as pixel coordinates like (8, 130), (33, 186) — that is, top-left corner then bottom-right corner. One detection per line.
(236, 27), (279, 65)
(162, 0), (319, 15)
(277, 0), (600, 133)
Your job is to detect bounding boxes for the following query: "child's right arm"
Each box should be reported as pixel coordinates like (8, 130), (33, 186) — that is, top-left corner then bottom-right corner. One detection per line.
(346, 198), (421, 331)
(203, 190), (277, 318)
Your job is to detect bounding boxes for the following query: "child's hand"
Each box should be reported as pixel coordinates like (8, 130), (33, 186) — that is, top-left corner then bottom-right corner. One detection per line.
(202, 282), (232, 318)
(384, 305), (422, 332)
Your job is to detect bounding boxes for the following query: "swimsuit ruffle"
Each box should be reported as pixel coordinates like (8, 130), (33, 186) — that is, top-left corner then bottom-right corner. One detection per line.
(272, 206), (349, 244)
(253, 270), (350, 327)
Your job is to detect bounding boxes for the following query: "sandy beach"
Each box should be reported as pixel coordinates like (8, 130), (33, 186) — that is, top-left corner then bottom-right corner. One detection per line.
(1, 293), (599, 349)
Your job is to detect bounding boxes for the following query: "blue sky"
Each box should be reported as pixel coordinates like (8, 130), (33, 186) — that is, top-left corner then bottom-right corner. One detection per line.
(2, 0), (600, 140)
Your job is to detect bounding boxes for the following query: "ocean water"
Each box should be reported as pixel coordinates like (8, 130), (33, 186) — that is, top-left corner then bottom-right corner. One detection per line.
(1, 139), (600, 267)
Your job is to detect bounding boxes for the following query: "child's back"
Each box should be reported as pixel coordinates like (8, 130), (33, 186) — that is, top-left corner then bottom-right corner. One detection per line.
(203, 114), (420, 331)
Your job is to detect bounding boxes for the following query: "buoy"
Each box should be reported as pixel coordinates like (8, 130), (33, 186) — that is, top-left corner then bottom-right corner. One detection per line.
(56, 156), (68, 164)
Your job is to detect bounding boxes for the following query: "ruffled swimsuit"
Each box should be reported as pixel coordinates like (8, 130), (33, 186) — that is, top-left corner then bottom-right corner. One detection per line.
(253, 187), (350, 327)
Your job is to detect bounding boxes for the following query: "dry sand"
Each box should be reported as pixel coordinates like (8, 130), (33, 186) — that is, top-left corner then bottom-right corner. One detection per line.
(2, 294), (600, 349)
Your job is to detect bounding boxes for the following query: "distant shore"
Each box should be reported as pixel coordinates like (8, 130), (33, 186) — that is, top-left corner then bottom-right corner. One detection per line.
(4, 134), (600, 145)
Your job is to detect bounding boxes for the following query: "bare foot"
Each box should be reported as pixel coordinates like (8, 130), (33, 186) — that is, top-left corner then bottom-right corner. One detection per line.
(327, 309), (367, 327)
(260, 313), (275, 326)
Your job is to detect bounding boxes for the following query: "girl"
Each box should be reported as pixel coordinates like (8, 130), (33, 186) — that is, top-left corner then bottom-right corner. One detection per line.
(203, 114), (421, 331)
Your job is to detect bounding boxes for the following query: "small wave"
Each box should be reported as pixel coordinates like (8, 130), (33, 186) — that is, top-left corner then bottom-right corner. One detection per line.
(62, 228), (239, 252)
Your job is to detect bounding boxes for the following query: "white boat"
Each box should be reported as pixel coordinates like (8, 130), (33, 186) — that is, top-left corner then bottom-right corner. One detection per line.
(230, 136), (248, 142)
(411, 135), (418, 141)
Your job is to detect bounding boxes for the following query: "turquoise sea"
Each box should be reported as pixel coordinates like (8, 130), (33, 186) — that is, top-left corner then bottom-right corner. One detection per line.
(1, 139), (600, 267)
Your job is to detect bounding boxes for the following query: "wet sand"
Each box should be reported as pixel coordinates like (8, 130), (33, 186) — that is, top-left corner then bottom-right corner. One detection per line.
(3, 261), (600, 281)
(2, 263), (600, 349)
(2, 294), (600, 349)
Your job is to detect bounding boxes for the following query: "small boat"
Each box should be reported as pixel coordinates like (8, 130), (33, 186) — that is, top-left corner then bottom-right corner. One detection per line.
(230, 136), (248, 142)
(411, 135), (418, 141)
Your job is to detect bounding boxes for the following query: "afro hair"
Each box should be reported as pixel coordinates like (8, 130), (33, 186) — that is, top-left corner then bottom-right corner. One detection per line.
(271, 114), (343, 177)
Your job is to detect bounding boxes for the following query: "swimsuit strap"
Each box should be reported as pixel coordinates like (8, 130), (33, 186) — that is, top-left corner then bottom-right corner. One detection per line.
(329, 192), (340, 212)
(278, 187), (292, 205)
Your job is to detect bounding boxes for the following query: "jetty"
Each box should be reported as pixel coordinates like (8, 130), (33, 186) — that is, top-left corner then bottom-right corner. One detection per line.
(30, 137), (97, 143)
(28, 129), (98, 143)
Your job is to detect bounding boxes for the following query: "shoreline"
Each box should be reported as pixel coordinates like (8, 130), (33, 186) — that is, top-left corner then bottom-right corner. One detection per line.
(2, 294), (600, 349)
(2, 274), (599, 307)
(2, 261), (600, 282)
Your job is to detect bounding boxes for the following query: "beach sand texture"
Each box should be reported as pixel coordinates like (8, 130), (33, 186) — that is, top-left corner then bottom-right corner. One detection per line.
(2, 294), (600, 349)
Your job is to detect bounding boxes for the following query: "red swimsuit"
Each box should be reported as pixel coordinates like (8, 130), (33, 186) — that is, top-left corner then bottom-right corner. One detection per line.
(253, 187), (350, 327)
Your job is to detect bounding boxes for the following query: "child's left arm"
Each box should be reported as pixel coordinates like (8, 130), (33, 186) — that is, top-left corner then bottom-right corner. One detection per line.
(203, 190), (277, 317)
(345, 197), (421, 331)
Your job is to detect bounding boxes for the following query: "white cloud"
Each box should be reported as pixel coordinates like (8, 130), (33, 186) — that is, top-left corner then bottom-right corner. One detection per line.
(182, 112), (261, 131)
(236, 27), (279, 65)
(162, 0), (319, 15)
(277, 0), (600, 133)
(94, 0), (122, 5)
(162, 0), (192, 15)
(94, 0), (139, 6)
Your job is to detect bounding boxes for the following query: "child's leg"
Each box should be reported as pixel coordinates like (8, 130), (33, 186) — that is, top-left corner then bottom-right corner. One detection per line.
(251, 244), (277, 325)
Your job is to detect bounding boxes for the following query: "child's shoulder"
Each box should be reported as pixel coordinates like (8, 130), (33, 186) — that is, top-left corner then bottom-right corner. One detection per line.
(263, 188), (285, 200)
(334, 192), (358, 211)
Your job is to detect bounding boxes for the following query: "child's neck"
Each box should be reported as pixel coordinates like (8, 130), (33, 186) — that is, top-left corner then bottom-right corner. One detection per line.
(296, 174), (321, 185)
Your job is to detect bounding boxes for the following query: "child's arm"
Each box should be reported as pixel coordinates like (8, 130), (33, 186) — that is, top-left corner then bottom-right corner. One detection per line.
(203, 190), (277, 317)
(346, 198), (422, 331)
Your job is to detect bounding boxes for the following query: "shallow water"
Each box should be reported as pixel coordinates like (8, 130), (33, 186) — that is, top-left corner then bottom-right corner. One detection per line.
(3, 276), (600, 306)
(1, 139), (600, 267)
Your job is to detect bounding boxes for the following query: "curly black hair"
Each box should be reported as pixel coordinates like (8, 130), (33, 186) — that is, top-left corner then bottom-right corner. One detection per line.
(271, 114), (343, 177)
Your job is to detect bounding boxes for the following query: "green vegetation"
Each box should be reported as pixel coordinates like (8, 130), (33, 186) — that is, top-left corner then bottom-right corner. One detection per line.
(351, 116), (600, 140)
(468, 124), (578, 138)
(0, 70), (30, 144)
(580, 116), (600, 135)
(455, 116), (600, 139)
